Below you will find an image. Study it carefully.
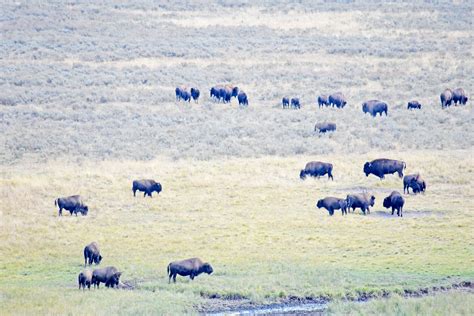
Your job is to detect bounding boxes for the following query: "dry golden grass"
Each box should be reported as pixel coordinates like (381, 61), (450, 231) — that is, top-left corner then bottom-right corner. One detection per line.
(1, 150), (473, 313)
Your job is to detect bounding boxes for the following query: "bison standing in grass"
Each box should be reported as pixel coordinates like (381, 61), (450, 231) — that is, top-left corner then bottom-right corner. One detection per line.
(383, 191), (405, 217)
(314, 122), (336, 133)
(407, 100), (422, 110)
(362, 100), (388, 116)
(190, 88), (200, 103)
(364, 159), (406, 179)
(317, 95), (328, 107)
(317, 197), (348, 216)
(328, 92), (347, 108)
(291, 98), (300, 109)
(167, 258), (213, 283)
(84, 242), (103, 267)
(132, 179), (162, 197)
(55, 195), (88, 216)
(300, 161), (334, 180)
(237, 91), (248, 106)
(282, 97), (289, 108)
(346, 193), (375, 215)
(78, 270), (93, 290)
(440, 88), (453, 108)
(403, 174), (426, 194)
(92, 266), (122, 288)
(452, 88), (468, 105)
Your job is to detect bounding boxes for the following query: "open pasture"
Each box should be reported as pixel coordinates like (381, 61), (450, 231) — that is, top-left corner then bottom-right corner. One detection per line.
(1, 0), (473, 314)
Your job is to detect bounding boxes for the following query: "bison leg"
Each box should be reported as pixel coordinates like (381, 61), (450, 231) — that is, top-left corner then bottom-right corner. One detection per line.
(149, 192), (153, 198)
(391, 207), (395, 216)
(173, 274), (177, 283)
(190, 273), (195, 280)
(143, 192), (146, 198)
(58, 207), (62, 216)
(133, 189), (136, 197)
(398, 171), (403, 178)
(328, 172), (333, 180)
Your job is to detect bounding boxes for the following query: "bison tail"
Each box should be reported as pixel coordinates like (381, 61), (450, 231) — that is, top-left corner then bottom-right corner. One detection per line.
(54, 199), (57, 207)
(167, 263), (170, 276)
(403, 162), (406, 169)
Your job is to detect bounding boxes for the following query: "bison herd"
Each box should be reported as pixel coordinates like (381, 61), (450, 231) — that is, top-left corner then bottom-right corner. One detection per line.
(306, 159), (426, 217)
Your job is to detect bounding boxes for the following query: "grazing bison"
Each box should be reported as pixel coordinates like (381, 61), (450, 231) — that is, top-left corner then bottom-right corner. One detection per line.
(362, 100), (388, 116)
(346, 193), (375, 215)
(78, 270), (93, 290)
(92, 266), (122, 288)
(282, 97), (290, 108)
(190, 88), (200, 103)
(237, 91), (248, 106)
(403, 174), (426, 194)
(218, 85), (239, 103)
(383, 191), (405, 217)
(167, 258), (213, 283)
(328, 92), (346, 108)
(317, 95), (328, 107)
(55, 195), (88, 216)
(175, 86), (191, 102)
(314, 122), (336, 133)
(132, 179), (162, 197)
(364, 159), (406, 179)
(440, 88), (453, 108)
(407, 100), (422, 110)
(290, 98), (300, 109)
(210, 86), (222, 101)
(452, 88), (468, 105)
(84, 242), (102, 267)
(300, 161), (334, 180)
(317, 197), (348, 216)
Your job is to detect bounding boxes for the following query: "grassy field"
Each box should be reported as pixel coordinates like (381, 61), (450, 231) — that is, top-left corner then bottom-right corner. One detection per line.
(1, 0), (473, 314)
(1, 151), (473, 313)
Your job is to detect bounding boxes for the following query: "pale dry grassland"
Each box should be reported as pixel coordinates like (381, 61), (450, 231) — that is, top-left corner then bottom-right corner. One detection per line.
(1, 150), (473, 313)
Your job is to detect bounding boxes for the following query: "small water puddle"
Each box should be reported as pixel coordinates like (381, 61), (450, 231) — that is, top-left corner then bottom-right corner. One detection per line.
(205, 302), (327, 315)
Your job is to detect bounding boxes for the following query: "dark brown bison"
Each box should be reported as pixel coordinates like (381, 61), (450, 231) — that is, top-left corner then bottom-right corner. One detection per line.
(167, 258), (213, 283)
(452, 88), (468, 105)
(364, 159), (406, 179)
(237, 91), (248, 106)
(346, 193), (375, 215)
(407, 100), (422, 110)
(190, 87), (200, 103)
(92, 266), (122, 288)
(440, 88), (453, 108)
(317, 197), (348, 216)
(300, 161), (333, 180)
(291, 98), (300, 109)
(78, 270), (93, 290)
(55, 195), (88, 216)
(314, 122), (336, 133)
(317, 95), (328, 107)
(282, 97), (290, 108)
(403, 174), (426, 194)
(383, 191), (405, 217)
(362, 100), (388, 116)
(328, 92), (346, 108)
(132, 179), (162, 197)
(84, 242), (102, 267)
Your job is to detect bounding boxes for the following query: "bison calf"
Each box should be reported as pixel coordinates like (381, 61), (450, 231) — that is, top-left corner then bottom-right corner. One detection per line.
(84, 242), (103, 267)
(55, 195), (88, 216)
(317, 197), (347, 216)
(92, 266), (122, 288)
(78, 270), (93, 290)
(168, 258), (213, 283)
(403, 174), (426, 194)
(300, 161), (333, 180)
(132, 179), (162, 197)
(383, 191), (405, 217)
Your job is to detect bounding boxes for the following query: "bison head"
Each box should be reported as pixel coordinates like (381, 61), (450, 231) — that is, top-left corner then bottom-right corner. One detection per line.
(154, 183), (162, 194)
(362, 103), (368, 113)
(316, 200), (323, 208)
(363, 162), (372, 176)
(202, 263), (213, 274)
(94, 254), (103, 265)
(80, 206), (89, 216)
(383, 196), (391, 208)
(108, 272), (122, 287)
(299, 170), (306, 180)
(232, 87), (239, 97)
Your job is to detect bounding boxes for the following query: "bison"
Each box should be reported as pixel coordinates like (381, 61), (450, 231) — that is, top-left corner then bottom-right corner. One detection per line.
(362, 100), (388, 116)
(282, 97), (290, 108)
(300, 161), (334, 180)
(346, 193), (375, 215)
(290, 98), (300, 109)
(328, 92), (346, 108)
(317, 95), (328, 107)
(403, 174), (426, 194)
(407, 100), (422, 110)
(440, 88), (453, 108)
(364, 159), (406, 179)
(452, 88), (468, 105)
(317, 197), (348, 216)
(78, 270), (93, 290)
(55, 195), (88, 216)
(92, 266), (122, 288)
(84, 242), (102, 267)
(383, 191), (405, 217)
(190, 88), (200, 103)
(237, 91), (248, 106)
(210, 86), (222, 101)
(132, 179), (162, 197)
(167, 258), (213, 283)
(314, 122), (336, 133)
(175, 86), (191, 102)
